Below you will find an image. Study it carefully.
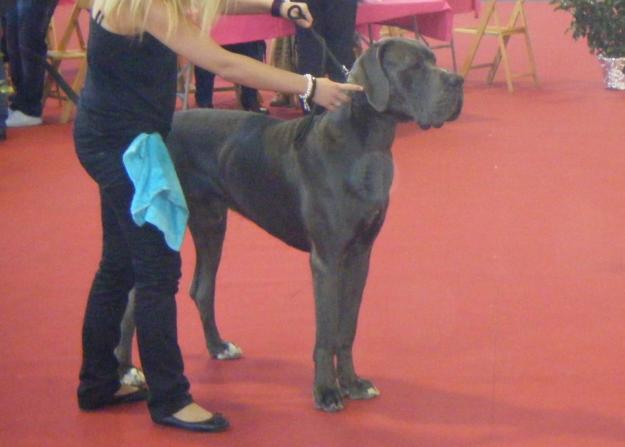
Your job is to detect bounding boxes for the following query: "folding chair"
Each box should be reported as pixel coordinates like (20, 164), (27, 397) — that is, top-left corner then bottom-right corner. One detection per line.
(454, 0), (538, 92)
(44, 0), (91, 123)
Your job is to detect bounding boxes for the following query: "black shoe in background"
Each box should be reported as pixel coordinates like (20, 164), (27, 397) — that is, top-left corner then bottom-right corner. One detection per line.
(241, 96), (268, 115)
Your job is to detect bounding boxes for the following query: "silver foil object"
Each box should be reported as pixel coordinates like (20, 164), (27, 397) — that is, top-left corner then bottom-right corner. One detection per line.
(598, 55), (625, 90)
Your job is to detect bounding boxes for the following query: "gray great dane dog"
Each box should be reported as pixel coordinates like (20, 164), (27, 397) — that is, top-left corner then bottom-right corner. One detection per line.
(116, 38), (463, 412)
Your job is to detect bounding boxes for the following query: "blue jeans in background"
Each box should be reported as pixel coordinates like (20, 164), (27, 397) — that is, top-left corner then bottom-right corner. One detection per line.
(4, 0), (59, 117)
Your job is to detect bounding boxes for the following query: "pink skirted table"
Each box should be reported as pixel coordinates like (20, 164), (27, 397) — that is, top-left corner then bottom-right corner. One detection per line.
(210, 0), (479, 44)
(185, 0), (482, 107)
(356, 0), (454, 42)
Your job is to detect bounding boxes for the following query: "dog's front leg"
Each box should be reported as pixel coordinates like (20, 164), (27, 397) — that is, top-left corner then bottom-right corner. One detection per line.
(337, 243), (380, 400)
(310, 248), (344, 412)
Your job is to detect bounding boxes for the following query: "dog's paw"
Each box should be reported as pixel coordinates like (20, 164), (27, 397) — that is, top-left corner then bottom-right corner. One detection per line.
(313, 385), (345, 412)
(119, 366), (146, 388)
(211, 341), (243, 360)
(339, 378), (380, 400)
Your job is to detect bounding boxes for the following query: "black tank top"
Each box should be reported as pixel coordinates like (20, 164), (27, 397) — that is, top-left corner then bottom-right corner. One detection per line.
(76, 16), (178, 150)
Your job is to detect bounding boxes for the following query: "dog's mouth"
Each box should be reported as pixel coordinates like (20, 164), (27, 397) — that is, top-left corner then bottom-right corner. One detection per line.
(417, 95), (463, 131)
(418, 120), (446, 130)
(447, 96), (463, 122)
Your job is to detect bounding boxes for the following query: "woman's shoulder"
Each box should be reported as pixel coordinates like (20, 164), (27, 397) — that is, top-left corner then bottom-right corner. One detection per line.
(91, 0), (139, 36)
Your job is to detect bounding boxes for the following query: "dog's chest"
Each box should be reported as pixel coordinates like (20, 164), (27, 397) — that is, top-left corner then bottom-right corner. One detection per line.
(346, 152), (394, 205)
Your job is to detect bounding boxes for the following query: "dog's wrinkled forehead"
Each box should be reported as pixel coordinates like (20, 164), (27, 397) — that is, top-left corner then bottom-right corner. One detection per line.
(379, 38), (436, 69)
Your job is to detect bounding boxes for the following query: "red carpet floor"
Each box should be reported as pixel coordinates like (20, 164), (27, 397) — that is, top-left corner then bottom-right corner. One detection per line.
(1, 2), (625, 446)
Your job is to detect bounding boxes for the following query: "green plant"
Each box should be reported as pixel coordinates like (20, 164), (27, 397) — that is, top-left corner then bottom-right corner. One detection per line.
(552, 0), (625, 57)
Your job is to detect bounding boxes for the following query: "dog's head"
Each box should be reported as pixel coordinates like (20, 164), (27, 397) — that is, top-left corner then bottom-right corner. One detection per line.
(348, 38), (463, 129)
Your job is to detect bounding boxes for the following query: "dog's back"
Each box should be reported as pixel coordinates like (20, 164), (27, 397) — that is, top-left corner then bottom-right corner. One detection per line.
(167, 108), (312, 251)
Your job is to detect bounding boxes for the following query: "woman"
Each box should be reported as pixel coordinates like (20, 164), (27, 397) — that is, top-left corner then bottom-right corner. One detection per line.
(74, 0), (362, 434)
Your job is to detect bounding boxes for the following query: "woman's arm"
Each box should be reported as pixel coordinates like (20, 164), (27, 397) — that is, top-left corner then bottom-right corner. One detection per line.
(143, 3), (361, 111)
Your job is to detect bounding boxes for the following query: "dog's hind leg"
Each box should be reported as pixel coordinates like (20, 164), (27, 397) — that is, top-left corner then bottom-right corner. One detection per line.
(114, 289), (147, 387)
(188, 199), (242, 360)
(336, 243), (380, 400)
(115, 288), (135, 370)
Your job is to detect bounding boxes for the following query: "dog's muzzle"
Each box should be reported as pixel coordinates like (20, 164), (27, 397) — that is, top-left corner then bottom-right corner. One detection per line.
(418, 72), (464, 130)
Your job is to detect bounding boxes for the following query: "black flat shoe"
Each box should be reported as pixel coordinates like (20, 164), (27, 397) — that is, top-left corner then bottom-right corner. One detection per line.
(78, 388), (148, 411)
(241, 100), (269, 115)
(153, 413), (230, 433)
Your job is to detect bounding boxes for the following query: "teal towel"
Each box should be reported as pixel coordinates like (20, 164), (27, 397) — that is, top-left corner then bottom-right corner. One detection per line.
(122, 132), (188, 251)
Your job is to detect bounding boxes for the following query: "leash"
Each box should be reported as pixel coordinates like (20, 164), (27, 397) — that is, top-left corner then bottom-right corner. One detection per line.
(287, 4), (351, 146)
(287, 5), (350, 84)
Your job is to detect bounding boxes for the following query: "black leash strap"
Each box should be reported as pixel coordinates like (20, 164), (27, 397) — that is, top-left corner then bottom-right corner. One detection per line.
(287, 5), (350, 79)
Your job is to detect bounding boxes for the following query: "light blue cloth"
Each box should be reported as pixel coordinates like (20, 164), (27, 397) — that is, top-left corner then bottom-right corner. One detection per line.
(122, 132), (188, 251)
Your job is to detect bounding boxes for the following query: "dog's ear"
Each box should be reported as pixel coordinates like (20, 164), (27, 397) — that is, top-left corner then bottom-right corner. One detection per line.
(349, 40), (391, 112)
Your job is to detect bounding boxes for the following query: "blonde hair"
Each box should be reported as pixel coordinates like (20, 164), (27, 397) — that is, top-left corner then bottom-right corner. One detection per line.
(101, 0), (228, 36)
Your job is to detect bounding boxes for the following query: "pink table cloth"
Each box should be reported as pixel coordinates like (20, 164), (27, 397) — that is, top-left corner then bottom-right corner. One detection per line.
(356, 0), (453, 42)
(446, 0), (481, 14)
(211, 15), (295, 45)
(210, 0), (478, 45)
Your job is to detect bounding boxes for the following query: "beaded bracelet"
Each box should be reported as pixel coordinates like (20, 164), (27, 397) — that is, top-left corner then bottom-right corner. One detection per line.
(299, 74), (316, 112)
(270, 0), (285, 17)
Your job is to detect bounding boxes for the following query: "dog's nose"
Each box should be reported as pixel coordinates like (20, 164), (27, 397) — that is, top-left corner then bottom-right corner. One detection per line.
(446, 73), (464, 87)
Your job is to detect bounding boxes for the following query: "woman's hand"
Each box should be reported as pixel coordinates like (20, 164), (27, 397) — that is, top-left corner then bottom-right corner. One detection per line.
(312, 78), (363, 112)
(280, 1), (313, 28)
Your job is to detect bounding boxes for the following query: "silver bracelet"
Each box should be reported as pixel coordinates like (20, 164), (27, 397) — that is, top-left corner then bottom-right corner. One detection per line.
(299, 74), (316, 112)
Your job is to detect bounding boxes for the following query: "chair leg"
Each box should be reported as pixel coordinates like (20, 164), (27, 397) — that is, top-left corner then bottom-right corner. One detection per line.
(486, 33), (511, 85)
(496, 34), (514, 92)
(460, 33), (485, 78)
(523, 30), (539, 86)
(59, 58), (86, 124)
(449, 36), (458, 73)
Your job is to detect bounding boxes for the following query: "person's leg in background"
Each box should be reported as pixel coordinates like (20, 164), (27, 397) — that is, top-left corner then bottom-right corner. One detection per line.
(228, 41), (268, 113)
(323, 0), (358, 82)
(193, 64), (215, 108)
(4, 0), (59, 127)
(295, 0), (358, 113)
(269, 36), (297, 107)
(0, 22), (9, 140)
(193, 40), (268, 114)
(295, 0), (325, 81)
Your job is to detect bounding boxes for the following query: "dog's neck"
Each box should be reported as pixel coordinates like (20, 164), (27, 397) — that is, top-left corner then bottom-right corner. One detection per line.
(315, 91), (398, 153)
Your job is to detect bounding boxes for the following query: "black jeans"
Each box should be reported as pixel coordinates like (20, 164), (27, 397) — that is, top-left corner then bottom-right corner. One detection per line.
(74, 113), (192, 420)
(4, 0), (58, 117)
(295, 0), (358, 82)
(194, 41), (266, 108)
